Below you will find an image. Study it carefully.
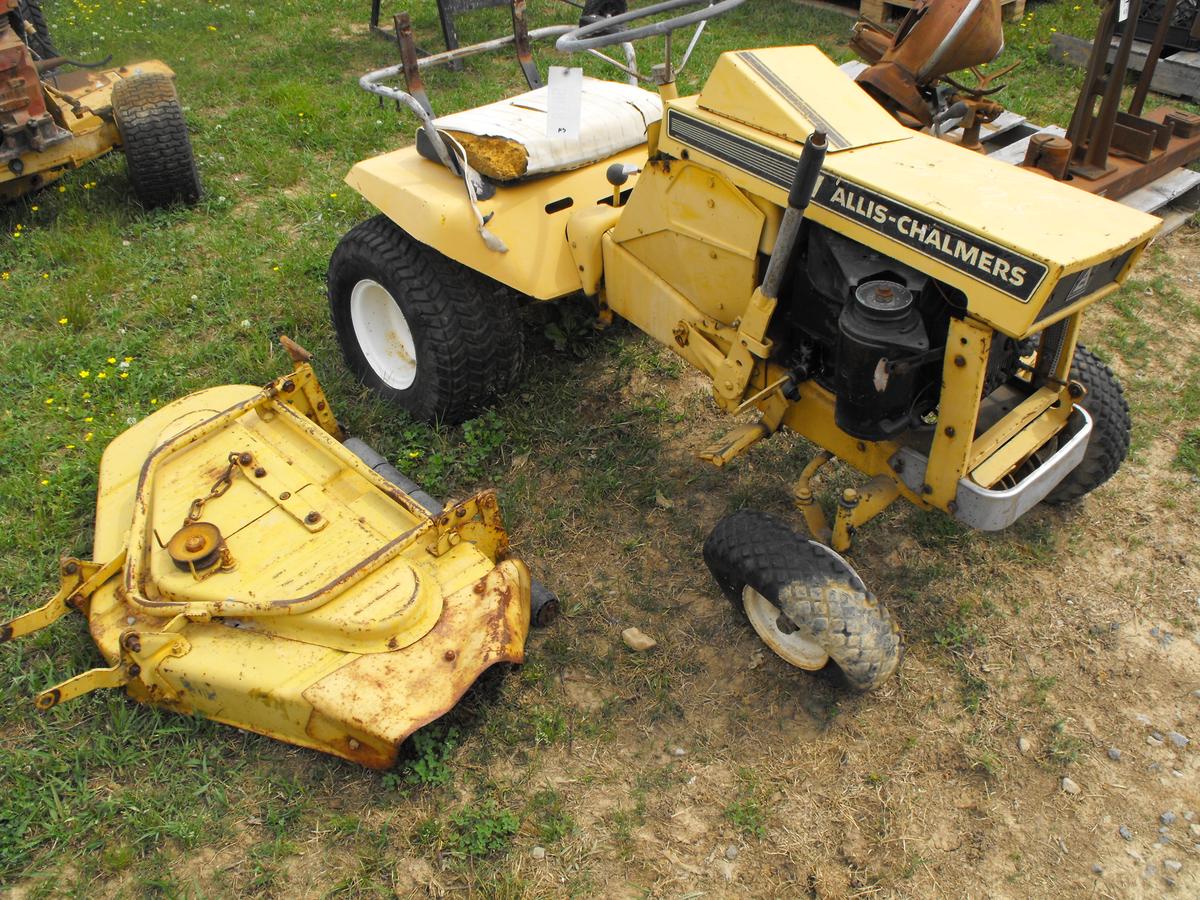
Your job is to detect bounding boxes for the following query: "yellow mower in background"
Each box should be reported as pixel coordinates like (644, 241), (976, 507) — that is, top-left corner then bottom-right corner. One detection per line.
(1, 0), (200, 207)
(1, 341), (555, 768)
(329, 0), (1159, 689)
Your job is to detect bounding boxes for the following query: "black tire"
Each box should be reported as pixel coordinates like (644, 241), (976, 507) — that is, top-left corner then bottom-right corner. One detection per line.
(580, 0), (627, 23)
(328, 215), (524, 424)
(14, 0), (58, 60)
(703, 510), (901, 691)
(110, 73), (202, 209)
(1043, 345), (1131, 504)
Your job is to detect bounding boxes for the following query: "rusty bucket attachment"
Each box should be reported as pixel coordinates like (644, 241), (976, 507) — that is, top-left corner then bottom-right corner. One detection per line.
(0, 340), (545, 769)
(853, 0), (1005, 127)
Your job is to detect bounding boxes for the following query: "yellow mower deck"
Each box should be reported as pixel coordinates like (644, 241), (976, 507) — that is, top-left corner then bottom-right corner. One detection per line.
(1, 359), (530, 768)
(0, 59), (173, 201)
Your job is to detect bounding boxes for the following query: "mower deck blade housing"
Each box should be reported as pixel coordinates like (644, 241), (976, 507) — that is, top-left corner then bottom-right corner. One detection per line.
(22, 372), (530, 768)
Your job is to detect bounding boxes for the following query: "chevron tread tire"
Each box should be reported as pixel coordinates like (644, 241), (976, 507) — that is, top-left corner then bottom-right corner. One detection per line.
(111, 73), (201, 208)
(328, 215), (524, 424)
(1044, 346), (1131, 504)
(703, 510), (901, 691)
(15, 0), (58, 60)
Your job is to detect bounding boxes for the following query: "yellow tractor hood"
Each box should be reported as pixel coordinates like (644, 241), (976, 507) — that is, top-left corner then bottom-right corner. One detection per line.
(660, 46), (1162, 336)
(698, 46), (913, 152)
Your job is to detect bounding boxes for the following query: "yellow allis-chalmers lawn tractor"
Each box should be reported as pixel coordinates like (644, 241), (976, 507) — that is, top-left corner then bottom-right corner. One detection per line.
(327, 0), (1159, 690)
(1, 0), (199, 206)
(1, 341), (556, 768)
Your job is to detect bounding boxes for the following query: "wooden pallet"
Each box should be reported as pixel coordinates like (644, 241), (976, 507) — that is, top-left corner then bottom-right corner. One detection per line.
(1050, 32), (1200, 103)
(859, 0), (1025, 24)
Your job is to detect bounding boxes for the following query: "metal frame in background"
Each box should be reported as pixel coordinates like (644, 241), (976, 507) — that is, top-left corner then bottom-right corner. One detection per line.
(370, 0), (564, 74)
(1056, 0), (1200, 198)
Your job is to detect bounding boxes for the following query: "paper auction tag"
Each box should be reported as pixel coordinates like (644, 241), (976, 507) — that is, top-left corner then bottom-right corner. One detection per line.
(547, 66), (583, 140)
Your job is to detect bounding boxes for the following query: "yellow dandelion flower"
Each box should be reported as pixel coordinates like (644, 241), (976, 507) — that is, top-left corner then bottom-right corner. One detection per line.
(329, 192), (338, 198)
(106, 357), (116, 364)
(84, 416), (93, 422)
(44, 397), (54, 405)
(41, 273), (49, 279)
(40, 479), (49, 486)
(119, 372), (128, 379)
(31, 205), (38, 211)
(66, 444), (75, 450)
(96, 372), (107, 379)
(58, 317), (68, 325)
(207, 24), (216, 30)
(0, 272), (8, 280)
(151, 399), (158, 405)
(123, 356), (133, 363)
(85, 432), (94, 442)
(79, 370), (90, 378)
(58, 185), (66, 193)
(81, 392), (90, 399)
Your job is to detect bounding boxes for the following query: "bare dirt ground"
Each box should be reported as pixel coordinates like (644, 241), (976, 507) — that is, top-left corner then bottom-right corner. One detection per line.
(228, 233), (1197, 898)
(7, 240), (1198, 900)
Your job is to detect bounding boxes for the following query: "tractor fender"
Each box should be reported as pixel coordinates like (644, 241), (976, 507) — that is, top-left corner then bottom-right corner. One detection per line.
(345, 143), (646, 300)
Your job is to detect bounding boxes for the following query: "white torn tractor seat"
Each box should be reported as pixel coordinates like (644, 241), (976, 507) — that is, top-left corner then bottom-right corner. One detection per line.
(419, 77), (662, 182)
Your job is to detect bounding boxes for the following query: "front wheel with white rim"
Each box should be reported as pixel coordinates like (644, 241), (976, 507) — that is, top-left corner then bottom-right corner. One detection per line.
(328, 215), (524, 423)
(703, 509), (902, 691)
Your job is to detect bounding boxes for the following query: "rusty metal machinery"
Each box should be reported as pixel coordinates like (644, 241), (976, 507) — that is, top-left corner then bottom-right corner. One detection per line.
(1023, 0), (1200, 198)
(0, 0), (71, 169)
(851, 0), (1007, 130)
(0, 341), (549, 768)
(1, 0), (199, 205)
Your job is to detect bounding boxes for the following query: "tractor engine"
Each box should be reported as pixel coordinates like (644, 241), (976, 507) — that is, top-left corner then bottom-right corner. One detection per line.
(779, 223), (1021, 441)
(0, 2), (69, 167)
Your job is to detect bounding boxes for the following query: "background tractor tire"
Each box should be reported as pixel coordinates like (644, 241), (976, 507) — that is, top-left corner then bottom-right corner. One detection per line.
(110, 73), (201, 209)
(328, 215), (524, 424)
(703, 510), (901, 691)
(1043, 345), (1131, 504)
(14, 0), (58, 61)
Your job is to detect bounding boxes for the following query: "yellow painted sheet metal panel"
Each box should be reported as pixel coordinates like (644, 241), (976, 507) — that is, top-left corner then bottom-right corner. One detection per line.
(698, 47), (912, 151)
(57, 370), (533, 768)
(659, 96), (1159, 335)
(346, 144), (647, 300)
(612, 161), (763, 323)
(95, 386), (261, 561)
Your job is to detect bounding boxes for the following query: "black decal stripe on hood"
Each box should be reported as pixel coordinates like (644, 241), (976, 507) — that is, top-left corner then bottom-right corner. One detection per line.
(736, 51), (851, 150)
(665, 109), (1049, 303)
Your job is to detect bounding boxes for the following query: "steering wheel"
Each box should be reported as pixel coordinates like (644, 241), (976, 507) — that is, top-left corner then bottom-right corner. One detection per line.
(556, 0), (745, 54)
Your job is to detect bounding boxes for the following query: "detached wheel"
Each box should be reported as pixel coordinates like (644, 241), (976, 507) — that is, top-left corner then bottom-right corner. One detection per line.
(703, 510), (901, 691)
(110, 73), (201, 209)
(1043, 345), (1131, 504)
(328, 215), (524, 424)
(14, 0), (58, 61)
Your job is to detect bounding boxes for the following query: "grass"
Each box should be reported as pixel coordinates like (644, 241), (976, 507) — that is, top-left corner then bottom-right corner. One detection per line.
(2, 0), (1199, 895)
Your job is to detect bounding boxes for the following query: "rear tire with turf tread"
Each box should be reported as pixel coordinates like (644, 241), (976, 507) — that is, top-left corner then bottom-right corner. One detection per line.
(110, 73), (201, 209)
(1043, 345), (1131, 504)
(328, 215), (524, 424)
(703, 509), (901, 691)
(15, 0), (57, 61)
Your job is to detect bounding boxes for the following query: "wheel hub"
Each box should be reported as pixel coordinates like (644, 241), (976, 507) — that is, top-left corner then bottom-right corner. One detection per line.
(349, 278), (418, 390)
